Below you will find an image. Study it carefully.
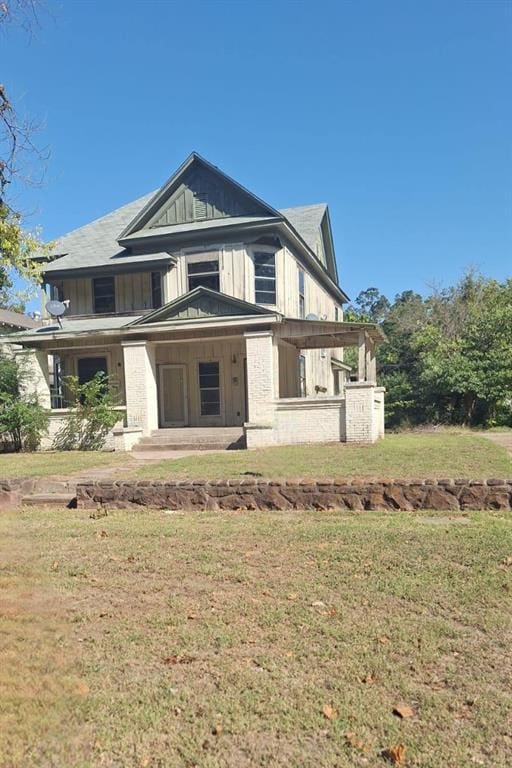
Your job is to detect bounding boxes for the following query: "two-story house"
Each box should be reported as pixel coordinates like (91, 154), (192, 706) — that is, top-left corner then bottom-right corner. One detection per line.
(9, 152), (385, 450)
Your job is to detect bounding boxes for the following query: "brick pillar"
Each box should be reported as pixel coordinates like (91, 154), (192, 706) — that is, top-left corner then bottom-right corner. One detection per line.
(15, 348), (51, 409)
(122, 341), (158, 435)
(244, 330), (277, 447)
(344, 381), (378, 443)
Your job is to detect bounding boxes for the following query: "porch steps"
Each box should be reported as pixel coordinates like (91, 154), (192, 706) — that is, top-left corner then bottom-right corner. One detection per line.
(134, 427), (246, 452)
(22, 492), (76, 508)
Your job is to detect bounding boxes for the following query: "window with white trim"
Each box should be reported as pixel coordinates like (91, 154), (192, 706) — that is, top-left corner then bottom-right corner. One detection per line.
(198, 361), (221, 416)
(254, 251), (276, 305)
(187, 252), (220, 292)
(298, 269), (305, 318)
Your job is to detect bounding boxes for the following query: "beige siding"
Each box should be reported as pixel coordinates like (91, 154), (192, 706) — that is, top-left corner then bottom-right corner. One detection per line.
(58, 273), (157, 316)
(116, 273), (152, 312)
(59, 345), (126, 405)
(155, 339), (247, 427)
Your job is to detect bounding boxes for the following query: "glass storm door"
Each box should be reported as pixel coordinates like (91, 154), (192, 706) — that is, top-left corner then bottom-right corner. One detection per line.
(159, 365), (188, 427)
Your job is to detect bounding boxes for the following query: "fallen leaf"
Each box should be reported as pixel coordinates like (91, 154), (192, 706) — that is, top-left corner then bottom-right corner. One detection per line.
(96, 530), (108, 539)
(51, 561), (59, 571)
(362, 672), (376, 685)
(162, 654), (195, 665)
(501, 556), (512, 567)
(287, 593), (298, 601)
(311, 600), (327, 609)
(345, 732), (370, 752)
(187, 613), (198, 620)
(75, 680), (90, 696)
(382, 744), (406, 765)
(322, 703), (337, 720)
(393, 704), (414, 719)
(378, 635), (391, 644)
(212, 723), (223, 735)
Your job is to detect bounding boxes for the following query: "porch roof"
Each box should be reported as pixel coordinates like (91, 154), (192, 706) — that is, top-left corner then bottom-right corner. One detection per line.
(278, 318), (386, 348)
(2, 310), (384, 350)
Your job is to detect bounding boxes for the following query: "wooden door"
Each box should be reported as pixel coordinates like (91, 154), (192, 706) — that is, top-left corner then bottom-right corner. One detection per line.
(159, 365), (188, 427)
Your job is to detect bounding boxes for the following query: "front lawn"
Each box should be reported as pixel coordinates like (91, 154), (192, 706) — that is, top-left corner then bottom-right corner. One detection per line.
(0, 450), (131, 478)
(136, 433), (512, 481)
(0, 508), (511, 767)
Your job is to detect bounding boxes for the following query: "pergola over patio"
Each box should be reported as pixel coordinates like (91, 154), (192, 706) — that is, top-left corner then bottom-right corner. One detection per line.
(276, 318), (386, 383)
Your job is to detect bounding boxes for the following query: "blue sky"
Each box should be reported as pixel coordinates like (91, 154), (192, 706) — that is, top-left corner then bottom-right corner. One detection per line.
(3, 0), (511, 306)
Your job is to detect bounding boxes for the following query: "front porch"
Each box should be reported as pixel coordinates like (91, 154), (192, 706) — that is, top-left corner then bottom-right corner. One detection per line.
(17, 312), (385, 451)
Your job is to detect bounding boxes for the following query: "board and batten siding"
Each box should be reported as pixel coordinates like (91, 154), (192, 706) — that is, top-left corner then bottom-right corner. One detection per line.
(155, 339), (247, 427)
(57, 273), (156, 315)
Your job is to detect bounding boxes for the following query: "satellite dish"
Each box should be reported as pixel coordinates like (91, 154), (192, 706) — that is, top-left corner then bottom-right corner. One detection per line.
(45, 300), (66, 318)
(306, 312), (319, 321)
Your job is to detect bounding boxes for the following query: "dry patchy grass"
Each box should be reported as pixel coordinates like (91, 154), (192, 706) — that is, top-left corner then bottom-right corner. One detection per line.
(1, 508), (511, 767)
(0, 450), (130, 479)
(136, 433), (512, 481)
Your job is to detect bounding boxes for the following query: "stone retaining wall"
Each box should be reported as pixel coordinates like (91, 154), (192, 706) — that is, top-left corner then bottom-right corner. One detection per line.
(76, 478), (512, 512)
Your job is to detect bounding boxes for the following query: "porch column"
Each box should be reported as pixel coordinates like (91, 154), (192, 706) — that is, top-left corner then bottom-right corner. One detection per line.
(121, 340), (158, 435)
(344, 382), (377, 443)
(15, 348), (51, 409)
(366, 337), (377, 384)
(357, 331), (366, 382)
(243, 330), (277, 447)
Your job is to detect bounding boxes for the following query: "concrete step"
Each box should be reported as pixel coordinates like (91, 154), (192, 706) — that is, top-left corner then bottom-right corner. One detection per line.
(135, 440), (245, 452)
(135, 428), (246, 452)
(22, 493), (77, 508)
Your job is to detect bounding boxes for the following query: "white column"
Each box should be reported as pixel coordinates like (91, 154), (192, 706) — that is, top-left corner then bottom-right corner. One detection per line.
(366, 338), (377, 384)
(122, 340), (158, 435)
(357, 331), (366, 382)
(243, 330), (277, 447)
(15, 348), (51, 409)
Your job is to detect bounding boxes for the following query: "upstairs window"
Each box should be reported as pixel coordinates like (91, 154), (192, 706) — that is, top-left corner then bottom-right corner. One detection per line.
(50, 282), (64, 302)
(151, 271), (163, 308)
(298, 269), (305, 318)
(254, 251), (276, 305)
(187, 253), (220, 292)
(93, 276), (115, 314)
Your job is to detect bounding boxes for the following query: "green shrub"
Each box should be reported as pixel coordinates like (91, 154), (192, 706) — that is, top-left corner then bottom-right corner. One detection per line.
(53, 373), (120, 451)
(0, 354), (48, 452)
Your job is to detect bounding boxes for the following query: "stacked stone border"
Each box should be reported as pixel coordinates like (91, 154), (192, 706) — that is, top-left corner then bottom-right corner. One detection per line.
(74, 478), (512, 512)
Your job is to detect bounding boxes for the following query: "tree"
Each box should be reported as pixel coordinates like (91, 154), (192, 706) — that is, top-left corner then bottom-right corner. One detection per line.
(0, 1), (48, 311)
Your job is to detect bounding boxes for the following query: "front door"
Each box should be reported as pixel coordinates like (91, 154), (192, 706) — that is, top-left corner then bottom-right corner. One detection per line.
(159, 364), (188, 427)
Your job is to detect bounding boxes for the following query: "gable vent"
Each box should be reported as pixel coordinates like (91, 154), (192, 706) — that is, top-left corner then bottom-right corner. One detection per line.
(193, 192), (208, 220)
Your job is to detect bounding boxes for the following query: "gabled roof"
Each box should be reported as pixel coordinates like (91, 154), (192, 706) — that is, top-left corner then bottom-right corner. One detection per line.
(129, 286), (276, 326)
(119, 152), (282, 242)
(41, 152), (345, 299)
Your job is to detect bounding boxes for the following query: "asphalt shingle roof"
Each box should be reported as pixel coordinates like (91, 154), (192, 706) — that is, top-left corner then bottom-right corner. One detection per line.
(278, 203), (327, 253)
(44, 194), (328, 275)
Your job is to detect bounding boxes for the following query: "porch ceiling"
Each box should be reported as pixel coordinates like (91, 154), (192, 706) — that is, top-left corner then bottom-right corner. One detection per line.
(278, 318), (386, 348)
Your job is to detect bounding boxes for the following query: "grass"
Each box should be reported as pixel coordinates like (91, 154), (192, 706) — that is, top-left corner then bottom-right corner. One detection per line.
(136, 433), (512, 481)
(1, 507), (511, 767)
(0, 434), (510, 483)
(0, 450), (130, 478)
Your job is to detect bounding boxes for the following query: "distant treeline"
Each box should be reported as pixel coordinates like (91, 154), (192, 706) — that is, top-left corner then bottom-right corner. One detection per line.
(345, 271), (512, 428)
